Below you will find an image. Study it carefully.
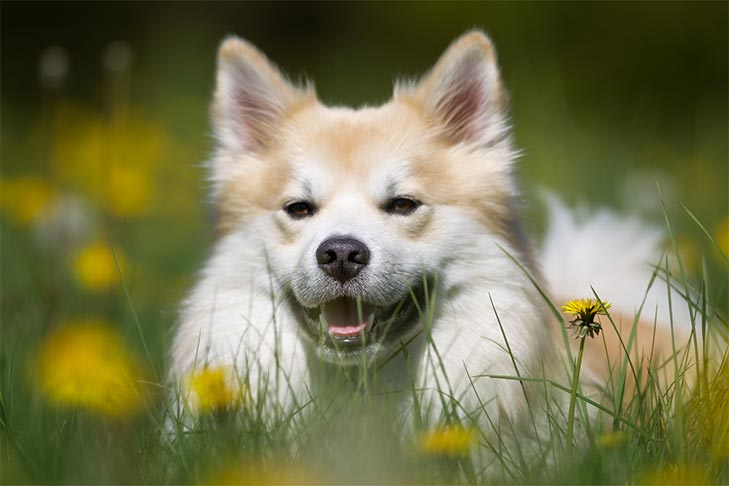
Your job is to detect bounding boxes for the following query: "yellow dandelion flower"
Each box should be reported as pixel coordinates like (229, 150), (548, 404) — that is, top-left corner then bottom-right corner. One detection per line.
(186, 367), (243, 414)
(33, 318), (147, 418)
(419, 425), (478, 457)
(561, 298), (612, 318)
(1, 176), (57, 225)
(72, 240), (126, 292)
(561, 298), (611, 339)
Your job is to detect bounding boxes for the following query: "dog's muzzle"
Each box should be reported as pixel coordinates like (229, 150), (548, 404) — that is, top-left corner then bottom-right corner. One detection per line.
(290, 283), (427, 366)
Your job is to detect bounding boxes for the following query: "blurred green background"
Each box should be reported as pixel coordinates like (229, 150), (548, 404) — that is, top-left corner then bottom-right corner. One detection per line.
(3, 0), (728, 396)
(1, 2), (727, 482)
(2, 0), (727, 379)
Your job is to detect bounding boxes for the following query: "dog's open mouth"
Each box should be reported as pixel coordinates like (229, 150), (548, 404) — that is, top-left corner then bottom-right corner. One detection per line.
(292, 284), (426, 363)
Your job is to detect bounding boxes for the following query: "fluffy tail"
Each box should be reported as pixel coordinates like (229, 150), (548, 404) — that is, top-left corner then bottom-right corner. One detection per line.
(539, 195), (693, 328)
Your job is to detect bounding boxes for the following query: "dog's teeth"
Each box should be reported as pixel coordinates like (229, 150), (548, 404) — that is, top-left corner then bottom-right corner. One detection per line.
(367, 312), (376, 329)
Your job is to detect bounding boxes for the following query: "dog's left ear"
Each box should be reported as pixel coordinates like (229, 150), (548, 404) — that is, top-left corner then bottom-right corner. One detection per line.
(403, 30), (509, 147)
(213, 36), (312, 152)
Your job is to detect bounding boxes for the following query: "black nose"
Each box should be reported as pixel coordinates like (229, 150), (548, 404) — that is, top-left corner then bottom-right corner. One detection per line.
(316, 237), (370, 282)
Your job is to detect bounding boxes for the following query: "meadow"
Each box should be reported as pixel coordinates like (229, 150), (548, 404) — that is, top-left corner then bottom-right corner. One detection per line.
(1, 3), (727, 484)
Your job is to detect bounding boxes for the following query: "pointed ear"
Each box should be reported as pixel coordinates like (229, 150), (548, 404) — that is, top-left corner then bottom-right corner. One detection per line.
(212, 36), (312, 152)
(405, 30), (509, 146)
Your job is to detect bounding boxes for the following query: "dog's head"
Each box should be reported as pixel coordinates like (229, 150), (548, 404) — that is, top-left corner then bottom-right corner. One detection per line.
(209, 31), (522, 364)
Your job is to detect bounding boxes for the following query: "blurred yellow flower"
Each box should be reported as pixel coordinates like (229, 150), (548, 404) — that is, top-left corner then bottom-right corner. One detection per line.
(106, 164), (151, 217)
(72, 240), (126, 292)
(419, 425), (478, 456)
(671, 235), (699, 275)
(689, 364), (729, 461)
(715, 216), (729, 260)
(1, 175), (57, 225)
(186, 367), (244, 414)
(50, 102), (167, 218)
(202, 461), (321, 485)
(50, 103), (104, 185)
(637, 463), (709, 485)
(33, 318), (147, 418)
(595, 431), (627, 449)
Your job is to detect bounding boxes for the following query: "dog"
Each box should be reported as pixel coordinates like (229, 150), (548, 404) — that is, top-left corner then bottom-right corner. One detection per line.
(170, 30), (697, 445)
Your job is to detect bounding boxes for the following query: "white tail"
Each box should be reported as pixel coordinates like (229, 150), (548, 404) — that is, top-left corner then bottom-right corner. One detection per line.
(540, 194), (693, 328)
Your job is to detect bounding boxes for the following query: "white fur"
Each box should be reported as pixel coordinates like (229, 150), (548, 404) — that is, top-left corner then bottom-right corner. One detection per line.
(170, 32), (692, 450)
(540, 194), (694, 328)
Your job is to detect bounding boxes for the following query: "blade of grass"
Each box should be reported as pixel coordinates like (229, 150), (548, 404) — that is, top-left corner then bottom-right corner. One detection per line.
(488, 293), (546, 459)
(497, 244), (574, 367)
(475, 374), (641, 432)
(108, 237), (160, 383)
(680, 201), (729, 266)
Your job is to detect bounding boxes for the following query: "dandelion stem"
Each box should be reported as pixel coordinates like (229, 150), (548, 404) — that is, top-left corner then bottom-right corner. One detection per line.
(566, 335), (586, 458)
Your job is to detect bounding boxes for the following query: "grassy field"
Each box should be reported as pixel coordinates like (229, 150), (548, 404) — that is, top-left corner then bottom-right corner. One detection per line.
(1, 2), (728, 484)
(1, 217), (727, 484)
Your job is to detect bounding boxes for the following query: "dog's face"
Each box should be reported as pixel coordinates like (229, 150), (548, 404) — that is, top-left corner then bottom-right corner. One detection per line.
(210, 32), (519, 364)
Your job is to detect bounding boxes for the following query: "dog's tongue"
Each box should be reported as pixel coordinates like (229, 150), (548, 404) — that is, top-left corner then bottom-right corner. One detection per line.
(322, 298), (373, 337)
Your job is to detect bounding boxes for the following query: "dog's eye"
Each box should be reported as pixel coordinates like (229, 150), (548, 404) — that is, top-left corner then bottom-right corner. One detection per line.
(385, 197), (421, 216)
(284, 201), (316, 219)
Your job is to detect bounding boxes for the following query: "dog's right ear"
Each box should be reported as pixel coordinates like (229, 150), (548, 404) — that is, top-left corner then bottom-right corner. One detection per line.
(213, 36), (311, 152)
(399, 30), (509, 148)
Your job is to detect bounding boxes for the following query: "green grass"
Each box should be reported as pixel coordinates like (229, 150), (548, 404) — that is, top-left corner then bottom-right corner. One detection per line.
(1, 210), (727, 484)
(1, 6), (727, 480)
